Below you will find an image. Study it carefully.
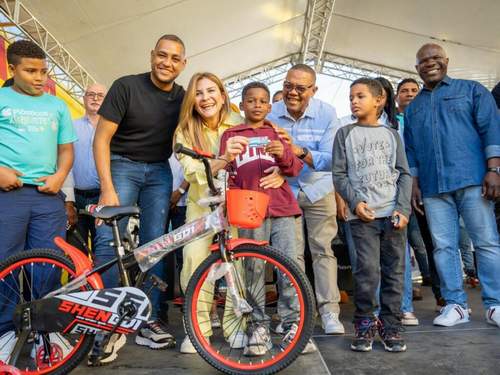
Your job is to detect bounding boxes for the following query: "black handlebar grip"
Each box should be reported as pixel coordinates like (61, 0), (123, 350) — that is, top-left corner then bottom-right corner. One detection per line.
(174, 143), (200, 159)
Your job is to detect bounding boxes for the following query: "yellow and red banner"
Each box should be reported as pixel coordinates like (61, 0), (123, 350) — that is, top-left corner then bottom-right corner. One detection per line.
(0, 36), (85, 119)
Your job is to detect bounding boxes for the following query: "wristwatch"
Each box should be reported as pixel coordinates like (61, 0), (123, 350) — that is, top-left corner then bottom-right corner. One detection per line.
(178, 187), (186, 195)
(487, 167), (500, 175)
(298, 147), (309, 160)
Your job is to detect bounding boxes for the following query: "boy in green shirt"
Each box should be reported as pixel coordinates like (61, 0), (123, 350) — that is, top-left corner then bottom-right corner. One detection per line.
(0, 40), (76, 363)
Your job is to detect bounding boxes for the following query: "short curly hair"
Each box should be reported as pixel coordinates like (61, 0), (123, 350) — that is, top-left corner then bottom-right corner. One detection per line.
(241, 81), (270, 101)
(7, 40), (46, 65)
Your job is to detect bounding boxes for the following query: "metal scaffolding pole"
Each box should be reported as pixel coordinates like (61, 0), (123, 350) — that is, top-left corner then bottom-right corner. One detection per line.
(0, 0), (95, 102)
(300, 0), (335, 72)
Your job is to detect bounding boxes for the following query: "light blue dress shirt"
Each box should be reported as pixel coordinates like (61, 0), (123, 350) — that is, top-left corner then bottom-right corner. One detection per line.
(72, 116), (100, 190)
(268, 98), (338, 203)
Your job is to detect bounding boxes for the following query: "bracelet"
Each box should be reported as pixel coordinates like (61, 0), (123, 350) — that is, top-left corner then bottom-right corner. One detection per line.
(178, 187), (186, 195)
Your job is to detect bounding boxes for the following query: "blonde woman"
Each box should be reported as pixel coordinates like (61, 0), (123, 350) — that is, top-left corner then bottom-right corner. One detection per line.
(174, 72), (284, 353)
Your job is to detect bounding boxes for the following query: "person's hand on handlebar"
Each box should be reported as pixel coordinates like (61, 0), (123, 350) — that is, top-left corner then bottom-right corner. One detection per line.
(223, 136), (248, 162)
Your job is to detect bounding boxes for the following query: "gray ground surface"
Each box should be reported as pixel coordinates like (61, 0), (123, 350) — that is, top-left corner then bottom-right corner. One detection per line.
(72, 286), (499, 375)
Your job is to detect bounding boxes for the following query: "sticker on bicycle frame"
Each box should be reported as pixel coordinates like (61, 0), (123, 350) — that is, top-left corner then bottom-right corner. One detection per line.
(56, 287), (150, 335)
(18, 287), (151, 335)
(134, 205), (228, 272)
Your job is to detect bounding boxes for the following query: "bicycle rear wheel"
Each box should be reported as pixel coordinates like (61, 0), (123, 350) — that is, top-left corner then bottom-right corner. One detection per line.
(184, 244), (315, 375)
(0, 249), (94, 374)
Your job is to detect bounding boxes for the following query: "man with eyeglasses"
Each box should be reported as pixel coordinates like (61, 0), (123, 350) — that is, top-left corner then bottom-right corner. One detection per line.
(405, 43), (500, 328)
(268, 64), (345, 340)
(64, 83), (107, 252)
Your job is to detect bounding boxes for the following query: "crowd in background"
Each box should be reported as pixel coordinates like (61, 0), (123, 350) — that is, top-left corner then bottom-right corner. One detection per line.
(1, 35), (499, 366)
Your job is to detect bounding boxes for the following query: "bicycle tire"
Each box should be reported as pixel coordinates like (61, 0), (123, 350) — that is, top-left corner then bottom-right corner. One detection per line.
(0, 249), (95, 375)
(184, 244), (316, 375)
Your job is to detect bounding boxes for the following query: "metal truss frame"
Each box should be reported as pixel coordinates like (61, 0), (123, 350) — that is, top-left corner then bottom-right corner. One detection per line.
(300, 0), (335, 71)
(224, 54), (300, 100)
(224, 52), (420, 100)
(0, 0), (95, 102)
(321, 52), (420, 87)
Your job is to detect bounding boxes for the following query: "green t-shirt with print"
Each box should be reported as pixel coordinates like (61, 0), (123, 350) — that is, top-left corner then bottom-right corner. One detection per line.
(0, 87), (77, 185)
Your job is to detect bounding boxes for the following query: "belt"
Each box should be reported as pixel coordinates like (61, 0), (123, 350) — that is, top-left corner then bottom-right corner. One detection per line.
(74, 188), (101, 198)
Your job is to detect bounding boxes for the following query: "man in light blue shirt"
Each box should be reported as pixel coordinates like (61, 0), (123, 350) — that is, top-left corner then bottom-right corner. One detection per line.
(268, 64), (345, 337)
(67, 83), (107, 250)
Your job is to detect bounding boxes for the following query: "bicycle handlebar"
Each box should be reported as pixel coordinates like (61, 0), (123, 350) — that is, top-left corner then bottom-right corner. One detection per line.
(174, 143), (219, 196)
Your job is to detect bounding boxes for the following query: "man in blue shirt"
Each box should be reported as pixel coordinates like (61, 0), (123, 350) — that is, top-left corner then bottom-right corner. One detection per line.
(67, 83), (107, 251)
(269, 64), (345, 339)
(404, 43), (500, 328)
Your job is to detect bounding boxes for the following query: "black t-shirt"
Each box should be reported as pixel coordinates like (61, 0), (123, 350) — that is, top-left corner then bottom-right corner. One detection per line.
(98, 72), (185, 162)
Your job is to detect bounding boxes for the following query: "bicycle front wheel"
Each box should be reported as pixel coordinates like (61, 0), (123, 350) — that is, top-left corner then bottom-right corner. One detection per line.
(184, 244), (315, 375)
(0, 249), (95, 374)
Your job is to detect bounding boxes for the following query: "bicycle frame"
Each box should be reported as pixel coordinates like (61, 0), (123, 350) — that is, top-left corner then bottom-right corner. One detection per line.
(51, 144), (268, 297)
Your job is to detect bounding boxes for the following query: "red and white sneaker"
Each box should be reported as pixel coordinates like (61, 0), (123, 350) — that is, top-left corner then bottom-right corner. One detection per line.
(433, 304), (470, 327)
(486, 306), (500, 328)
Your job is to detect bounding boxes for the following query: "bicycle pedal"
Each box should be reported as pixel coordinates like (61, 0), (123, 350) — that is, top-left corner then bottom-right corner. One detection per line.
(150, 275), (168, 292)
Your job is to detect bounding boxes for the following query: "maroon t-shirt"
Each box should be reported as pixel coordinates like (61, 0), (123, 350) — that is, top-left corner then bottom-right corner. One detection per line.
(219, 123), (303, 218)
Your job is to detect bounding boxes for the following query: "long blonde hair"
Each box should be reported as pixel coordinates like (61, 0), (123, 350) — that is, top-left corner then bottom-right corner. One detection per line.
(175, 72), (230, 152)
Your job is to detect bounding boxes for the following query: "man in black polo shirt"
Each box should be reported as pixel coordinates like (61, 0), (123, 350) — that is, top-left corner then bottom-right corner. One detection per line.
(90, 34), (186, 365)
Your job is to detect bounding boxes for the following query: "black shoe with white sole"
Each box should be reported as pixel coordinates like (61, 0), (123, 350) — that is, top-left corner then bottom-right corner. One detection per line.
(135, 321), (176, 349)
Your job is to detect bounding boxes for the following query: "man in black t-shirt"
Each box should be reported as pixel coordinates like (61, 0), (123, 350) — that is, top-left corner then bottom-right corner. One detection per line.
(90, 34), (186, 365)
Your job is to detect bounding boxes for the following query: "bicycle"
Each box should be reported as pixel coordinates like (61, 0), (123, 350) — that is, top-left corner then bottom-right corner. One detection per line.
(0, 144), (316, 375)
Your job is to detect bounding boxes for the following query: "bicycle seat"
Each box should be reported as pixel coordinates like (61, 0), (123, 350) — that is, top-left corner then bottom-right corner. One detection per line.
(84, 205), (140, 220)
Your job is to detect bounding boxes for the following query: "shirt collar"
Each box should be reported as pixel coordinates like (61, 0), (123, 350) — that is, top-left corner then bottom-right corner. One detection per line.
(423, 75), (452, 91)
(277, 98), (317, 121)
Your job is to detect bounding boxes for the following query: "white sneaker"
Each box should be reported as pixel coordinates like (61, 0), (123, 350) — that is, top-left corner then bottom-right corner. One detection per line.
(210, 313), (222, 329)
(244, 326), (272, 356)
(301, 339), (317, 354)
(88, 333), (127, 366)
(274, 322), (285, 334)
(486, 306), (500, 328)
(402, 312), (419, 326)
(321, 312), (345, 334)
(180, 335), (197, 354)
(226, 331), (248, 349)
(0, 331), (17, 364)
(433, 304), (470, 327)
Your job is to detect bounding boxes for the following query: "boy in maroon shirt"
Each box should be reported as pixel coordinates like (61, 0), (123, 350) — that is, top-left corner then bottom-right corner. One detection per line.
(219, 82), (308, 356)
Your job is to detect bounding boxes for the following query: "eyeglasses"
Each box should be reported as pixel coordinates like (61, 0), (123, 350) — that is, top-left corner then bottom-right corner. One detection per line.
(85, 92), (105, 100)
(283, 81), (314, 95)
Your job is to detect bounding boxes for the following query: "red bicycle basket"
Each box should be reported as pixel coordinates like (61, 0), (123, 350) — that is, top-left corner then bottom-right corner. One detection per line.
(226, 189), (270, 229)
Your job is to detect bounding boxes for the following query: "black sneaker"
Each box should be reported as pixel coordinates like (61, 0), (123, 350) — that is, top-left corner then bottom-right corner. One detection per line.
(87, 333), (127, 366)
(350, 319), (377, 352)
(135, 321), (176, 349)
(378, 321), (407, 352)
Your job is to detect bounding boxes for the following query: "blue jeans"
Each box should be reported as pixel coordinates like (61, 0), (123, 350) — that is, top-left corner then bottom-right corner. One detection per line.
(93, 155), (172, 320)
(458, 217), (475, 273)
(401, 244), (414, 313)
(0, 187), (66, 333)
(424, 186), (500, 309)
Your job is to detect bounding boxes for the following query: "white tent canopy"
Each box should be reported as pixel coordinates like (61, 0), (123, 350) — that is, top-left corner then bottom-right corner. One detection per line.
(15, 0), (500, 89)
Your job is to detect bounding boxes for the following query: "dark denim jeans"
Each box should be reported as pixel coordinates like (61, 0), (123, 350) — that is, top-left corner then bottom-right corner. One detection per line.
(69, 189), (100, 253)
(408, 213), (430, 278)
(93, 154), (172, 320)
(350, 218), (406, 327)
(0, 187), (66, 333)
